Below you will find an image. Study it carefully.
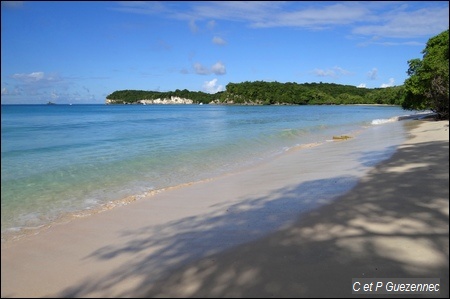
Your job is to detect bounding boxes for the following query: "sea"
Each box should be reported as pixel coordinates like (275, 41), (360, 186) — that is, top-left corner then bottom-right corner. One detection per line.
(1, 104), (423, 242)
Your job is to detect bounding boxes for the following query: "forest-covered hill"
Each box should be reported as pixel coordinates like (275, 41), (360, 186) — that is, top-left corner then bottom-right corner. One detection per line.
(106, 81), (405, 106)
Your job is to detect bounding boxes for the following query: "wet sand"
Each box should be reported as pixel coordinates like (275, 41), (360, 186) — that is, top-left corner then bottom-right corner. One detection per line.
(1, 119), (448, 298)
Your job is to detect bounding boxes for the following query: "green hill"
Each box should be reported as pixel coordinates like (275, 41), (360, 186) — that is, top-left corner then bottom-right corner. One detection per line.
(106, 81), (405, 106)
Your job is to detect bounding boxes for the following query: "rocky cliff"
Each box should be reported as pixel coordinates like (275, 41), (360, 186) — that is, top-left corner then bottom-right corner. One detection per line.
(106, 96), (194, 105)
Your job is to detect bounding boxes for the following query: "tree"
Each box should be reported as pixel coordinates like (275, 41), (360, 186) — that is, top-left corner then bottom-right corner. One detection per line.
(403, 30), (449, 119)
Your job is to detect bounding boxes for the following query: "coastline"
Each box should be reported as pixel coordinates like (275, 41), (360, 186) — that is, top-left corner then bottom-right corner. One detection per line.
(141, 119), (449, 298)
(1, 118), (448, 297)
(1, 104), (408, 241)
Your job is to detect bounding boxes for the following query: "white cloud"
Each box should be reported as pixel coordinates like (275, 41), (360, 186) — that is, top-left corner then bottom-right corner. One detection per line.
(312, 66), (351, 78)
(111, 1), (167, 15)
(353, 7), (449, 38)
(253, 3), (368, 29)
(358, 40), (425, 47)
(1, 86), (23, 96)
(211, 61), (226, 75)
(12, 71), (45, 82)
(4, 72), (82, 101)
(50, 92), (59, 99)
(2, 71), (101, 104)
(367, 68), (378, 80)
(212, 36), (226, 45)
(334, 66), (351, 75)
(115, 2), (449, 40)
(380, 78), (395, 88)
(193, 61), (226, 75)
(202, 78), (224, 94)
(357, 83), (366, 88)
(189, 19), (198, 33)
(11, 72), (64, 86)
(8, 72), (65, 96)
(193, 63), (210, 75)
(313, 69), (335, 77)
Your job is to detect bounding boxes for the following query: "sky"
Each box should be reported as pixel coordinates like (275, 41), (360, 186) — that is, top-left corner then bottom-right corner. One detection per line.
(1, 1), (449, 104)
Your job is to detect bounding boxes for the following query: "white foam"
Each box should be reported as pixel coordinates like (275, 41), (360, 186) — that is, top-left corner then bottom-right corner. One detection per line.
(372, 111), (437, 125)
(371, 117), (397, 125)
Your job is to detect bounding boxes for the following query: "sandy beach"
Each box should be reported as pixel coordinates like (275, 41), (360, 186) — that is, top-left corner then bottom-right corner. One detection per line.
(1, 119), (448, 298)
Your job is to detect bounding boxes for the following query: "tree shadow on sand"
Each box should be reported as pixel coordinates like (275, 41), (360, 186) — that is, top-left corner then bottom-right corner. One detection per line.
(55, 139), (449, 298)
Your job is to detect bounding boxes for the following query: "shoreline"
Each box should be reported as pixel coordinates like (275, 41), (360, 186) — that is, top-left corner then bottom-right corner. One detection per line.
(0, 115), (391, 245)
(0, 106), (428, 243)
(1, 118), (448, 297)
(141, 118), (449, 298)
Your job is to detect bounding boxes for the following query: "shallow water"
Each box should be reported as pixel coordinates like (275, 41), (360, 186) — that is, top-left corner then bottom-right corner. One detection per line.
(1, 104), (415, 240)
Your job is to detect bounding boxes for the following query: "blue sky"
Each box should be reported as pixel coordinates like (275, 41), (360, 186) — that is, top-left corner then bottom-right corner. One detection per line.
(1, 1), (449, 104)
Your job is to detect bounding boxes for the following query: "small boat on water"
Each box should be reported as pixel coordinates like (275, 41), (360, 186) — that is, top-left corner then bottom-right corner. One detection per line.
(46, 101), (56, 105)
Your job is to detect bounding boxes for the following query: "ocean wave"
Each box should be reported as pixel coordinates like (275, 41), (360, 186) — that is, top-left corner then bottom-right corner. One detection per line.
(372, 111), (436, 125)
(371, 117), (398, 125)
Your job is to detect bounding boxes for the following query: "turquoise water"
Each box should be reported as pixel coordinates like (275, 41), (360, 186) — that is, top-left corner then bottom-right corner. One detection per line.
(1, 104), (411, 240)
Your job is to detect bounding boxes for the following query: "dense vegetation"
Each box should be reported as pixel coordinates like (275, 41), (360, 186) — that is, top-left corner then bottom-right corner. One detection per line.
(402, 29), (449, 119)
(107, 30), (448, 116)
(106, 89), (222, 105)
(217, 81), (404, 105)
(106, 83), (404, 106)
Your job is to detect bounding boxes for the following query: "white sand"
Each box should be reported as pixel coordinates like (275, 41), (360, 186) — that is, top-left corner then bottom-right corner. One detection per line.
(1, 119), (448, 298)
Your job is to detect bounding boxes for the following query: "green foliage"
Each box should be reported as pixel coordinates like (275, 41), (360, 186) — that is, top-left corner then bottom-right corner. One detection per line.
(106, 81), (405, 106)
(403, 30), (449, 119)
(106, 89), (221, 104)
(217, 81), (403, 105)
